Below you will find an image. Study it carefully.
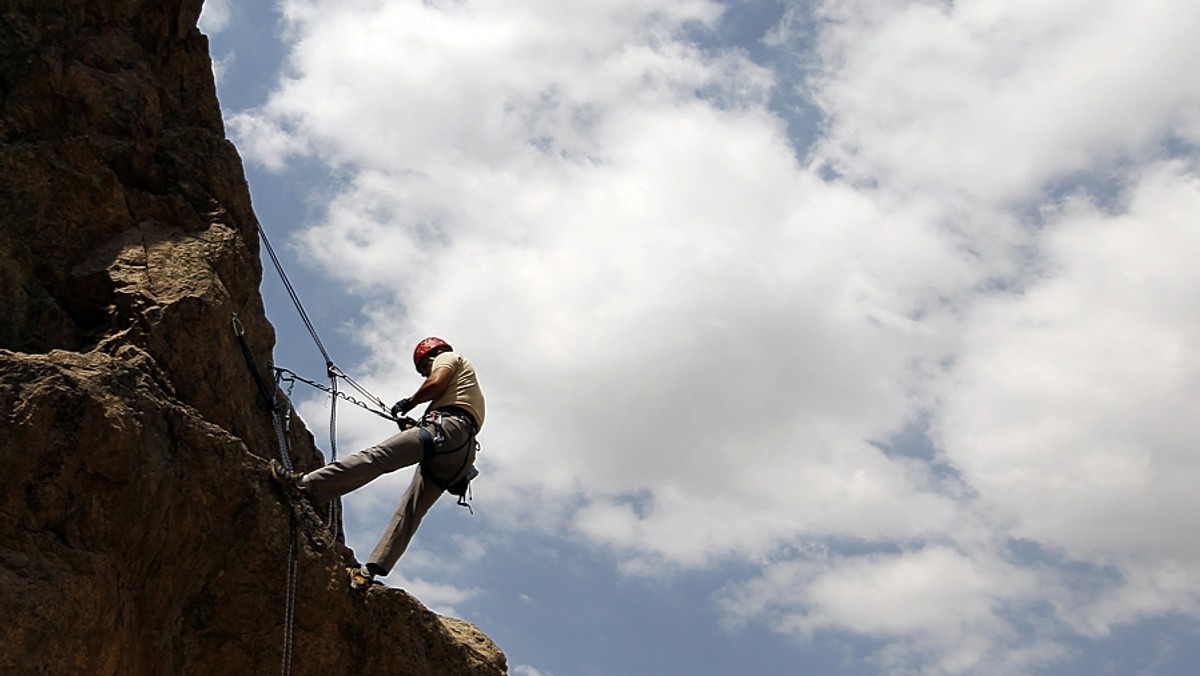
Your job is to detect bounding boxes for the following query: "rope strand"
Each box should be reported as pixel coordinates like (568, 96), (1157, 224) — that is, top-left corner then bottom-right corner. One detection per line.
(281, 511), (298, 676)
(257, 221), (333, 368)
(325, 372), (342, 543)
(275, 367), (395, 421)
(240, 223), (398, 673)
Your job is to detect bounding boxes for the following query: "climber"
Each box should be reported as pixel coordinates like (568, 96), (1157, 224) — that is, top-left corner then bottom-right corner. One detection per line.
(270, 337), (485, 590)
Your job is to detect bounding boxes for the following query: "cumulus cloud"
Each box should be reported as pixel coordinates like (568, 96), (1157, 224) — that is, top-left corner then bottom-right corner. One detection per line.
(198, 0), (233, 34)
(233, 0), (1200, 672)
(932, 162), (1200, 643)
(939, 164), (1200, 555)
(808, 0), (1200, 203)
(718, 544), (1063, 675)
(209, 51), (236, 87)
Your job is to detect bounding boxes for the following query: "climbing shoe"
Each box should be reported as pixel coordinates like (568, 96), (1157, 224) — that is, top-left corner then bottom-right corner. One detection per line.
(269, 459), (308, 502)
(348, 565), (375, 591)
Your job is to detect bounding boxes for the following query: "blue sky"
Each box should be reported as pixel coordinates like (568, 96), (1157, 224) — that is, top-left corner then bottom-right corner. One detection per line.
(200, 1), (1200, 674)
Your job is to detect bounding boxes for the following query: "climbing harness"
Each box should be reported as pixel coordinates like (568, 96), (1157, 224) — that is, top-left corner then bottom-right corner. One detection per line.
(416, 409), (480, 513)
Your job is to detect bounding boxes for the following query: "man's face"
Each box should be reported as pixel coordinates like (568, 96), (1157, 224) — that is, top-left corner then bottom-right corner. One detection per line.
(418, 355), (434, 377)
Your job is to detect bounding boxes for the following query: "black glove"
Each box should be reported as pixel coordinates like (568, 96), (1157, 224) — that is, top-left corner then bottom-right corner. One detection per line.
(391, 398), (415, 417)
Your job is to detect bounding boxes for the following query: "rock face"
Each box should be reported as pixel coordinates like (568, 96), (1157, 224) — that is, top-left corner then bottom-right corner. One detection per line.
(0, 2), (506, 674)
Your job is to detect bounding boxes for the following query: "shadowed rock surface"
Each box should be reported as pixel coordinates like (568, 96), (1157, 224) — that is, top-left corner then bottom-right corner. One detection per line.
(0, 1), (506, 674)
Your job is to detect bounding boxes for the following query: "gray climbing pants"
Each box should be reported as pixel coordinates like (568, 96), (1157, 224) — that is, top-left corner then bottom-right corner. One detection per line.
(301, 413), (476, 574)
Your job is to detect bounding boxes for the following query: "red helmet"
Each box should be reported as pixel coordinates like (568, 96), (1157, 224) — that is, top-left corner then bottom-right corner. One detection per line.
(413, 337), (452, 371)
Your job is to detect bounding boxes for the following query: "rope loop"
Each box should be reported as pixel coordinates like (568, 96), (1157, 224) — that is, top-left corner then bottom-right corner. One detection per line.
(237, 222), (399, 673)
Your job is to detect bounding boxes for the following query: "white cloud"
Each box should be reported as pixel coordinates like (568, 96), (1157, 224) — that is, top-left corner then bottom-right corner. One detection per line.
(718, 544), (1070, 675)
(199, 0), (233, 34)
(807, 0), (1200, 203)
(210, 50), (235, 86)
(932, 162), (1200, 640)
(233, 0), (732, 172)
(228, 109), (311, 171)
(390, 573), (481, 618)
(232, 0), (1200, 673)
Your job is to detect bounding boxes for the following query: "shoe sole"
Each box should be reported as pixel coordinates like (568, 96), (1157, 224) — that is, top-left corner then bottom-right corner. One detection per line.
(269, 461), (307, 502)
(348, 567), (373, 590)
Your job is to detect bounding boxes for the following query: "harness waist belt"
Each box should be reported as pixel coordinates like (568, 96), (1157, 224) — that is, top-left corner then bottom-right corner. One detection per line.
(433, 406), (478, 430)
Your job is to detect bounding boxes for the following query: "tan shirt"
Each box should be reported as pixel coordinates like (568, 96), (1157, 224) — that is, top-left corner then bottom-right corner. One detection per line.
(427, 351), (486, 430)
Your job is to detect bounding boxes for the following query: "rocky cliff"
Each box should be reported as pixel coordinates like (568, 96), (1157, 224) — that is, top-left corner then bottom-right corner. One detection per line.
(0, 1), (506, 674)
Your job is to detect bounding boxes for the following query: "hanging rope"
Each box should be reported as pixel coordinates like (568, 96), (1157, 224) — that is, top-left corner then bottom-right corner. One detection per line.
(256, 221), (333, 367)
(325, 374), (342, 543)
(232, 313), (338, 676)
(233, 315), (293, 469)
(232, 314), (310, 676)
(281, 512), (298, 676)
(239, 223), (404, 673)
(273, 362), (401, 546)
(254, 220), (349, 537)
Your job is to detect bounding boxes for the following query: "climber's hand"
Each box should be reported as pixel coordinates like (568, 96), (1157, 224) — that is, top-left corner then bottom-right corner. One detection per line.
(391, 398), (415, 418)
